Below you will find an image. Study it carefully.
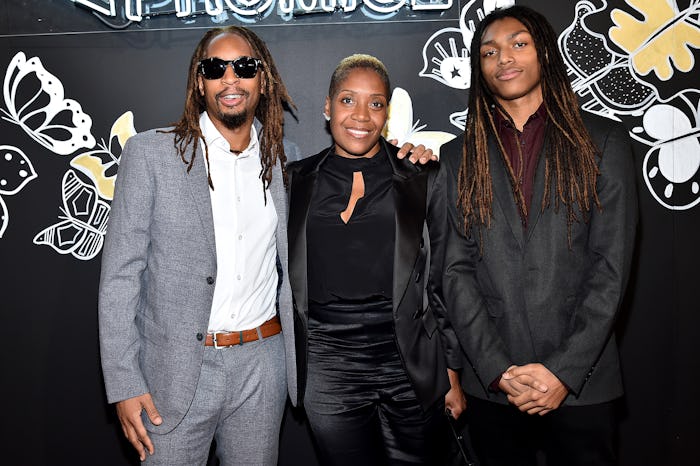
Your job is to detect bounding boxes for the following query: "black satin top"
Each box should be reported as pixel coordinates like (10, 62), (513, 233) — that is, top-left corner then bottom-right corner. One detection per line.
(306, 147), (395, 306)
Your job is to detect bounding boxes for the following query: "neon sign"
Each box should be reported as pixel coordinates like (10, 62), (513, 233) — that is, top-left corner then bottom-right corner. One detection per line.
(72, 0), (453, 23)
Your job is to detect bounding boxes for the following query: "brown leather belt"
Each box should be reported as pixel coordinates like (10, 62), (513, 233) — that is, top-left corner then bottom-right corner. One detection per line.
(205, 315), (282, 348)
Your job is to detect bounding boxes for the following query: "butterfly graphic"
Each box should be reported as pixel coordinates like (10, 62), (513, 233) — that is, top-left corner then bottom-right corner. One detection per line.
(33, 169), (110, 260)
(2, 51), (96, 156)
(0, 145), (38, 238)
(383, 87), (456, 157)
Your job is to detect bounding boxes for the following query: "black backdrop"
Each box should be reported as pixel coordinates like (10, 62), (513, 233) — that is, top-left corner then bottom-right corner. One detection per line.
(1, 1), (698, 465)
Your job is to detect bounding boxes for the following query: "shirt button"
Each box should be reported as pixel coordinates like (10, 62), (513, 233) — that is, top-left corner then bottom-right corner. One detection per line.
(237, 274), (242, 280)
(230, 314), (235, 319)
(238, 234), (243, 240)
(206, 276), (215, 285)
(196, 333), (203, 341)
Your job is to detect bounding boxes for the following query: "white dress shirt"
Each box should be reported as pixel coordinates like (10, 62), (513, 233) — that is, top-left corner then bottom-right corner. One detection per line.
(200, 112), (279, 332)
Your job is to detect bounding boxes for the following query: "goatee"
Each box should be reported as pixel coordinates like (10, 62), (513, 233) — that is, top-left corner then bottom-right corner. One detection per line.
(220, 110), (248, 130)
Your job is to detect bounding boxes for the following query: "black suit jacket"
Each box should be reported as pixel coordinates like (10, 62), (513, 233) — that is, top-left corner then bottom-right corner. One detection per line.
(439, 113), (638, 406)
(287, 139), (460, 410)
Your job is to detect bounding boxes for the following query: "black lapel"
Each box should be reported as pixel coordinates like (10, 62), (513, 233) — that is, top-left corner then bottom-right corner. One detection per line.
(525, 132), (549, 241)
(287, 148), (332, 319)
(386, 141), (427, 313)
(489, 136), (525, 249)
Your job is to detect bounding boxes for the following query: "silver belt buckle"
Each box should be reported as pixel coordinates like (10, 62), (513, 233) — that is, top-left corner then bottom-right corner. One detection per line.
(212, 332), (224, 349)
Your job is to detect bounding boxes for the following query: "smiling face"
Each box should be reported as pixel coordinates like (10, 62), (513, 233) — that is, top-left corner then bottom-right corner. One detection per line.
(325, 67), (389, 159)
(479, 17), (542, 112)
(197, 32), (263, 132)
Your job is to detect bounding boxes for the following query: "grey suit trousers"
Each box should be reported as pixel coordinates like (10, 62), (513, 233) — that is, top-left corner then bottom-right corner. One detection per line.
(143, 334), (287, 466)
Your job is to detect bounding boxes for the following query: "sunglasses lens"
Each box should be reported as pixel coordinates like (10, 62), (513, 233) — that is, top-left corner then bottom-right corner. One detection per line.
(199, 57), (261, 80)
(199, 58), (226, 79)
(233, 57), (260, 79)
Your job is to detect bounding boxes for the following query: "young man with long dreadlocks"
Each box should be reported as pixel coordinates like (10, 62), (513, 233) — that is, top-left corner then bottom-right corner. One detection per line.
(437, 6), (637, 465)
(98, 26), (300, 465)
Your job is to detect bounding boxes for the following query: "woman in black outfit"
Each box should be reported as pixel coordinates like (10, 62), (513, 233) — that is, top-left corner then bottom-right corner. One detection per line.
(287, 54), (464, 466)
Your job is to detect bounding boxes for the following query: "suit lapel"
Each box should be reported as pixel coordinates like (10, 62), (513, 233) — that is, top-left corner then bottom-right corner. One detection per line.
(185, 145), (216, 256)
(269, 153), (287, 255)
(489, 137), (525, 249)
(388, 144), (427, 313)
(288, 150), (330, 319)
(525, 134), (549, 241)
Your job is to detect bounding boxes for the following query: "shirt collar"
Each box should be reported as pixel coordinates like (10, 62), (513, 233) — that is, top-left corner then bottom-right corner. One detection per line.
(493, 102), (547, 131)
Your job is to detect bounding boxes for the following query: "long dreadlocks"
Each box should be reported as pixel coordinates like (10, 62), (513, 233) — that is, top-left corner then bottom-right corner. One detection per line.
(458, 5), (601, 242)
(165, 26), (295, 192)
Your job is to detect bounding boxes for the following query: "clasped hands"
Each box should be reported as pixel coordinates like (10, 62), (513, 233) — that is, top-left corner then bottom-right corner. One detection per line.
(498, 363), (569, 416)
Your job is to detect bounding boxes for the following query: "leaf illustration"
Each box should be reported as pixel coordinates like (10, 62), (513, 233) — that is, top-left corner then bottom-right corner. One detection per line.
(609, 0), (700, 80)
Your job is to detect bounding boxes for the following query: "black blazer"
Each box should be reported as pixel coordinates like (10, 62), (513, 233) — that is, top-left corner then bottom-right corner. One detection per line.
(439, 112), (638, 406)
(287, 139), (459, 409)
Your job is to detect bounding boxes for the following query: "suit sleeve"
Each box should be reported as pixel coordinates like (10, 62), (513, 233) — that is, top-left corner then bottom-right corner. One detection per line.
(98, 135), (153, 404)
(432, 146), (513, 392)
(542, 121), (638, 395)
(425, 161), (463, 371)
(284, 138), (303, 164)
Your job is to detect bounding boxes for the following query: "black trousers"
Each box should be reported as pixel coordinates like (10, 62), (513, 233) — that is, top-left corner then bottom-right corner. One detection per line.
(304, 301), (446, 466)
(465, 395), (619, 466)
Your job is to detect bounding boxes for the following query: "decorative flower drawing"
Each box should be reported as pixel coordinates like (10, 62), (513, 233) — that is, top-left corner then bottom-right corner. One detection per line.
(609, 0), (700, 81)
(383, 88), (456, 157)
(70, 111), (135, 201)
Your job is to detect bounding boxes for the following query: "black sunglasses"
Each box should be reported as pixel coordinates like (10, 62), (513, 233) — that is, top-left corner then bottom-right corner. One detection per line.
(198, 56), (263, 80)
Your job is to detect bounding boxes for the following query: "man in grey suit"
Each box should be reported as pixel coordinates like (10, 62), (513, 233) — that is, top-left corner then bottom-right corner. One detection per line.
(98, 26), (300, 465)
(437, 6), (637, 466)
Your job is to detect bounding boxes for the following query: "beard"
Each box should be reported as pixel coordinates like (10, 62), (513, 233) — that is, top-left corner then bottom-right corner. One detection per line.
(211, 88), (252, 130)
(219, 109), (249, 130)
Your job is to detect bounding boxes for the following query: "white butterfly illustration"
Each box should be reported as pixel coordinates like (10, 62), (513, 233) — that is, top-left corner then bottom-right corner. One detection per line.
(383, 87), (456, 157)
(2, 51), (96, 156)
(0, 145), (38, 238)
(33, 169), (109, 260)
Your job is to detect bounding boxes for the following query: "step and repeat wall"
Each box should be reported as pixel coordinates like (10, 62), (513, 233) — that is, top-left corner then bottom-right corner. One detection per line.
(1, 1), (698, 464)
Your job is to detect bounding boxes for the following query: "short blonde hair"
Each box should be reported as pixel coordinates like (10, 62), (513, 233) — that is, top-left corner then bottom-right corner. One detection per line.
(328, 54), (390, 99)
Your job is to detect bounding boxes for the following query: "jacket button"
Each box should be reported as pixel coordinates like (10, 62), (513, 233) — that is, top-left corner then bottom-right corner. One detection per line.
(413, 307), (422, 319)
(414, 272), (421, 283)
(196, 333), (203, 341)
(206, 276), (215, 285)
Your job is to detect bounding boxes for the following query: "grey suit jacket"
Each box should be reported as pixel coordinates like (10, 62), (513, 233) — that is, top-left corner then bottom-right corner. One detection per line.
(439, 113), (638, 406)
(98, 122), (299, 433)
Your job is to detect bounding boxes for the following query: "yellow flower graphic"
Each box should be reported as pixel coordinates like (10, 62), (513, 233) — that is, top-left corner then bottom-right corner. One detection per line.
(70, 111), (136, 200)
(609, 0), (700, 80)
